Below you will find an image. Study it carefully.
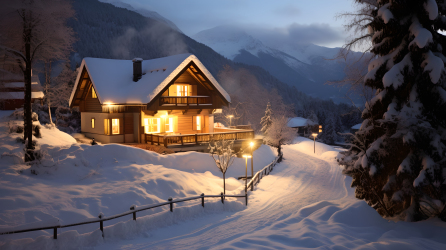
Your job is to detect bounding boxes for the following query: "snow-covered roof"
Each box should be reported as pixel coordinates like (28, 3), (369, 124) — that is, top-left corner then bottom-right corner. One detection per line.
(0, 91), (44, 99)
(287, 117), (316, 128)
(351, 123), (362, 130)
(69, 53), (231, 106)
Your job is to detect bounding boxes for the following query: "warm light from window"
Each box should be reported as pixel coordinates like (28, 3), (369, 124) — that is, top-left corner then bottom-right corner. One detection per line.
(144, 118), (160, 134)
(177, 85), (189, 96)
(196, 116), (201, 130)
(112, 119), (119, 134)
(91, 118), (95, 128)
(104, 119), (110, 135)
(166, 117), (173, 132)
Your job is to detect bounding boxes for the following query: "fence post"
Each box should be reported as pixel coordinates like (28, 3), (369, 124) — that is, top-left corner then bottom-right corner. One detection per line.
(221, 192), (224, 204)
(201, 193), (204, 207)
(53, 227), (57, 239)
(245, 193), (248, 206)
(130, 205), (136, 221)
(98, 213), (104, 237)
(168, 197), (173, 212)
(251, 177), (254, 191)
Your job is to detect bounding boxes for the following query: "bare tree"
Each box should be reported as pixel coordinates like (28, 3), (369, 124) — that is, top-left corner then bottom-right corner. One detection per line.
(264, 116), (295, 158)
(209, 139), (237, 196)
(0, 0), (75, 161)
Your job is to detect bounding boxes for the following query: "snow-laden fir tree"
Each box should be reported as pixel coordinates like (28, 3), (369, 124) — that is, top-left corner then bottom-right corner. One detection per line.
(338, 0), (446, 221)
(260, 102), (272, 135)
(321, 114), (337, 145)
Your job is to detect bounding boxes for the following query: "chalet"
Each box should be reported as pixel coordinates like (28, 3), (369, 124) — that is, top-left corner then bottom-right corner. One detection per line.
(287, 117), (317, 137)
(69, 53), (254, 149)
(0, 70), (44, 110)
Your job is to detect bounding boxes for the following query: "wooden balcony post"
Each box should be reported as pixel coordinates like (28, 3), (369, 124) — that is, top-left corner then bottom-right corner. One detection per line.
(181, 136), (184, 145)
(164, 136), (168, 147)
(195, 134), (198, 145)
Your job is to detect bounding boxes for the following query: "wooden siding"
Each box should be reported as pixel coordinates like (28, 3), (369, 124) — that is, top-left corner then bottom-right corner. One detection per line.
(84, 86), (102, 112)
(124, 113), (133, 134)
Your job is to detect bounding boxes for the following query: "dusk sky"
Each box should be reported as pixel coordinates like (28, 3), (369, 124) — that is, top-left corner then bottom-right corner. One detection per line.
(121, 0), (358, 48)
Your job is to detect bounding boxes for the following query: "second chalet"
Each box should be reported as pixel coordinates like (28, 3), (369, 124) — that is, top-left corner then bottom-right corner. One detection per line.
(69, 53), (254, 150)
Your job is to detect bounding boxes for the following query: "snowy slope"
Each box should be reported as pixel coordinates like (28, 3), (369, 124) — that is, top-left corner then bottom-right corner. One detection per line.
(0, 112), (276, 247)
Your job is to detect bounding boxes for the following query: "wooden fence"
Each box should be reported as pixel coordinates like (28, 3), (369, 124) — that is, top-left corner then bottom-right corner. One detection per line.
(0, 154), (283, 240)
(0, 193), (246, 240)
(246, 154), (283, 191)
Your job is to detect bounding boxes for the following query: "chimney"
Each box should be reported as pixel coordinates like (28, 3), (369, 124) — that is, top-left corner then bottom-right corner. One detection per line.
(132, 58), (143, 82)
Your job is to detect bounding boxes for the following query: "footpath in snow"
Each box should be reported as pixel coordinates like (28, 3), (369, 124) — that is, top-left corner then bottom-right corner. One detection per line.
(1, 109), (446, 249)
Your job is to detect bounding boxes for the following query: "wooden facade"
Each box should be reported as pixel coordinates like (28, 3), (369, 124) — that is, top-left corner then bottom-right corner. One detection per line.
(70, 56), (254, 147)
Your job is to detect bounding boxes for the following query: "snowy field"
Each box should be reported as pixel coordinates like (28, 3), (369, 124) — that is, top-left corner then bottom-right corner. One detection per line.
(1, 110), (446, 249)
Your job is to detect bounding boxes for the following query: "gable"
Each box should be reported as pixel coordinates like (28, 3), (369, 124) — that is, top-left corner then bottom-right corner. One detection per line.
(69, 54), (230, 107)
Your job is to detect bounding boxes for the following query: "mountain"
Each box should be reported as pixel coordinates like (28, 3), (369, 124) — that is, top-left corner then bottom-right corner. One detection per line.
(193, 26), (361, 103)
(67, 0), (361, 130)
(98, 0), (182, 33)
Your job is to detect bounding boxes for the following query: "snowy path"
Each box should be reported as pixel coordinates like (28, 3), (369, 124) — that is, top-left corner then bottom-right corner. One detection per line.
(99, 144), (347, 249)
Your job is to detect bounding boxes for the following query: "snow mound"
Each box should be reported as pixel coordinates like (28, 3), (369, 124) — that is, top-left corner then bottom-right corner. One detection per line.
(290, 137), (342, 162)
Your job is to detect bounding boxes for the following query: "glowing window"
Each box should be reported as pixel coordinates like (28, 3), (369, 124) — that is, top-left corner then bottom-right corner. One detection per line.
(112, 119), (119, 134)
(91, 87), (97, 98)
(104, 119), (110, 135)
(144, 118), (160, 134)
(165, 117), (173, 132)
(176, 85), (189, 96)
(196, 116), (201, 130)
(91, 118), (95, 128)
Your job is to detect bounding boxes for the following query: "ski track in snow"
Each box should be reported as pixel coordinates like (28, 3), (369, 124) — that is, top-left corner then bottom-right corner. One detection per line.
(102, 146), (347, 249)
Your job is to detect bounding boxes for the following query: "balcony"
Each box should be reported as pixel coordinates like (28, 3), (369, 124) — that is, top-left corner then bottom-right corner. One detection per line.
(159, 96), (212, 108)
(145, 129), (255, 148)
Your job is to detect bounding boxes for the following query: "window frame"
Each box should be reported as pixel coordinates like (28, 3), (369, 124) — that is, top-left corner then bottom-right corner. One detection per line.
(111, 118), (120, 135)
(144, 118), (160, 134)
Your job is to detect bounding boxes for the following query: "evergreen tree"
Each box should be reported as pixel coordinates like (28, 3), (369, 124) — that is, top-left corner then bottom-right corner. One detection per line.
(321, 114), (337, 145)
(260, 102), (273, 135)
(338, 0), (446, 221)
(307, 110), (319, 124)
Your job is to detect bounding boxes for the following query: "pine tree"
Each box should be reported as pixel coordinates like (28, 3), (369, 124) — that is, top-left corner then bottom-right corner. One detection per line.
(338, 0), (446, 221)
(321, 114), (337, 145)
(260, 102), (272, 135)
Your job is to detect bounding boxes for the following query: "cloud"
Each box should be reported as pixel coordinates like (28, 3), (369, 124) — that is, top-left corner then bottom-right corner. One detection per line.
(273, 4), (300, 17)
(248, 23), (345, 48)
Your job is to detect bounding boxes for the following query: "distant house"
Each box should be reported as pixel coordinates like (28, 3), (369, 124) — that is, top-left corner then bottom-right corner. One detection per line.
(287, 117), (317, 137)
(351, 123), (362, 133)
(69, 53), (254, 148)
(0, 70), (44, 110)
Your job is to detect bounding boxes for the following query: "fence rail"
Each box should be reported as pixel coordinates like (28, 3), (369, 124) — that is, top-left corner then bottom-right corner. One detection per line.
(246, 153), (283, 191)
(159, 96), (212, 107)
(146, 130), (255, 147)
(0, 154), (283, 241)
(0, 193), (247, 239)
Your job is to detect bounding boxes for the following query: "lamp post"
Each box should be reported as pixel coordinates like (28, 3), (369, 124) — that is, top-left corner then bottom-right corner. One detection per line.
(249, 141), (254, 177)
(243, 154), (251, 193)
(312, 133), (318, 154)
(228, 115), (234, 127)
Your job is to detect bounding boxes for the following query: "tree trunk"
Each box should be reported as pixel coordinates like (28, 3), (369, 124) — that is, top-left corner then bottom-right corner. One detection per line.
(24, 30), (34, 162)
(223, 172), (226, 198)
(45, 61), (54, 125)
(277, 144), (282, 162)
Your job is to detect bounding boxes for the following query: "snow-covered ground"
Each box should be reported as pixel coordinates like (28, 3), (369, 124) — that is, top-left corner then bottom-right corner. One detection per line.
(1, 110), (446, 249)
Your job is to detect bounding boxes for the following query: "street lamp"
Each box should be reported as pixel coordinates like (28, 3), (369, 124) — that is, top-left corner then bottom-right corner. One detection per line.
(249, 141), (254, 175)
(243, 154), (252, 193)
(228, 115), (234, 127)
(312, 133), (318, 154)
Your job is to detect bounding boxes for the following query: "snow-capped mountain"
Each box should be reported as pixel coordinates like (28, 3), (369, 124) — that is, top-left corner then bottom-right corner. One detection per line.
(194, 26), (359, 103)
(98, 0), (182, 33)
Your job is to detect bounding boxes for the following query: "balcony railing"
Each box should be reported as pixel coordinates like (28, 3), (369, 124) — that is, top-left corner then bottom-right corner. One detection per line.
(159, 96), (212, 107)
(145, 129), (255, 147)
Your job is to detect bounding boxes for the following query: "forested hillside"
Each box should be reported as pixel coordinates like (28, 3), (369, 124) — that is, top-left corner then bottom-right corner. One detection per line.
(68, 0), (361, 133)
